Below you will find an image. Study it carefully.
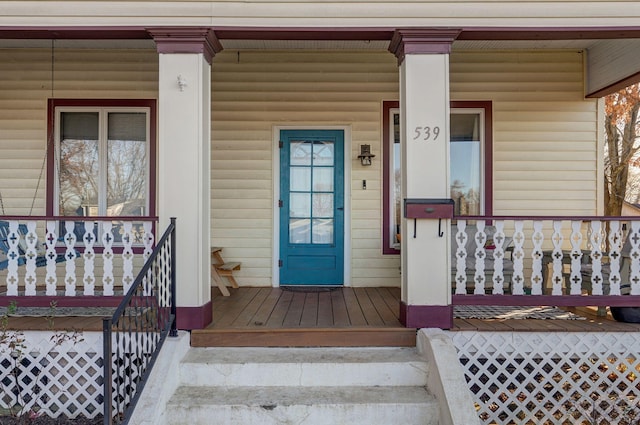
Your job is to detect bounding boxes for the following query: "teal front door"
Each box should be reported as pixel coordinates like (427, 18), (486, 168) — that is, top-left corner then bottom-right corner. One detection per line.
(279, 130), (344, 285)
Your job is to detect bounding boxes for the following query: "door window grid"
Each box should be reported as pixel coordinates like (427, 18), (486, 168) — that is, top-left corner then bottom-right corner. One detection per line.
(289, 141), (335, 245)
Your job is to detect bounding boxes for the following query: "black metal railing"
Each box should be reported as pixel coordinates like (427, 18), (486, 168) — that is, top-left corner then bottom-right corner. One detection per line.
(103, 218), (176, 425)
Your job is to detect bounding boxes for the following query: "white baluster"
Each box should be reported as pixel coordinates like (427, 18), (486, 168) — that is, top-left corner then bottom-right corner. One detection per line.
(589, 221), (604, 296)
(24, 221), (38, 296)
(6, 221), (20, 296)
(628, 221), (640, 295)
(102, 222), (114, 296)
(142, 221), (154, 295)
(530, 221), (544, 295)
(45, 221), (58, 296)
(511, 221), (525, 295)
(83, 221), (96, 296)
(122, 222), (134, 292)
(64, 221), (76, 296)
(608, 220), (623, 296)
(551, 221), (564, 296)
(569, 221), (583, 295)
(473, 221), (487, 295)
(492, 220), (506, 295)
(454, 220), (468, 295)
(143, 221), (154, 261)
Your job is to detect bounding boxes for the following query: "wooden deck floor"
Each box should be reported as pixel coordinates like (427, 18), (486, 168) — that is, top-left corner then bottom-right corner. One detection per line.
(191, 286), (640, 347)
(2, 287), (639, 342)
(191, 286), (417, 347)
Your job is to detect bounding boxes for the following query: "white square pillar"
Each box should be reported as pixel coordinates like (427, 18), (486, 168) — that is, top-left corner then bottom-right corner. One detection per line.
(150, 28), (222, 329)
(390, 29), (460, 328)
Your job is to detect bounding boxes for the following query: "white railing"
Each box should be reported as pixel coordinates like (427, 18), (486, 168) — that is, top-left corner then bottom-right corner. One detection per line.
(0, 216), (156, 299)
(452, 216), (640, 305)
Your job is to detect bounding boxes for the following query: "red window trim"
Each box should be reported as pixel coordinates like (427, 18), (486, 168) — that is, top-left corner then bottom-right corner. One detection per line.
(45, 99), (157, 217)
(382, 100), (493, 255)
(382, 101), (400, 255)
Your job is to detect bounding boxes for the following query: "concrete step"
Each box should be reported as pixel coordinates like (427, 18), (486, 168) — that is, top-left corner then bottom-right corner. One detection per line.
(164, 385), (439, 425)
(179, 346), (429, 387)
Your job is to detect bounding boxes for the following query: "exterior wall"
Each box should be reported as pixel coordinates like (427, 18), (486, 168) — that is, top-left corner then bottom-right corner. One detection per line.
(211, 49), (598, 288)
(0, 47), (600, 289)
(451, 50), (599, 216)
(211, 50), (399, 287)
(0, 47), (158, 215)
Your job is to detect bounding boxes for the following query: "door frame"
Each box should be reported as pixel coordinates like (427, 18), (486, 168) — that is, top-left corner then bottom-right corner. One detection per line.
(272, 125), (352, 287)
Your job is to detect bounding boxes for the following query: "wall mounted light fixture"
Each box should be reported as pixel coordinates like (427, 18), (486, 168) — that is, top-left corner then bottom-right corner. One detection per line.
(177, 75), (188, 91)
(357, 144), (375, 166)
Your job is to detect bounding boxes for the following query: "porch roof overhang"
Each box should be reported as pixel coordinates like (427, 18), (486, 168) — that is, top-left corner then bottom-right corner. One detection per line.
(1, 25), (640, 96)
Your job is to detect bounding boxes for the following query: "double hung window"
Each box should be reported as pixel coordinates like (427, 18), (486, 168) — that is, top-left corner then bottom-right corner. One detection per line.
(49, 100), (156, 218)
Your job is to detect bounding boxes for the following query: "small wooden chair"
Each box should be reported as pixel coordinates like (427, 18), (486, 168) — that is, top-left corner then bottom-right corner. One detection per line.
(211, 247), (241, 296)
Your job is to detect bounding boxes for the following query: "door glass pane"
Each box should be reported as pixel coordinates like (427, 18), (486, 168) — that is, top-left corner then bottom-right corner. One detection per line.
(312, 168), (333, 192)
(313, 141), (334, 166)
(107, 112), (147, 216)
(290, 193), (311, 218)
(312, 219), (334, 244)
(290, 167), (311, 191)
(291, 141), (312, 166)
(290, 219), (311, 244)
(450, 113), (481, 215)
(312, 193), (333, 217)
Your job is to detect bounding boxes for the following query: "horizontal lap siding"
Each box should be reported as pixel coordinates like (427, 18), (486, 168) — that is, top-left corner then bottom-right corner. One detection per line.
(450, 50), (599, 216)
(0, 48), (158, 215)
(1, 47), (598, 289)
(211, 50), (399, 287)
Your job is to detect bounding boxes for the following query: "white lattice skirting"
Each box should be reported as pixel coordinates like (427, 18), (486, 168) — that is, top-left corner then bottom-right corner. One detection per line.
(0, 330), (155, 419)
(0, 331), (103, 418)
(448, 331), (640, 425)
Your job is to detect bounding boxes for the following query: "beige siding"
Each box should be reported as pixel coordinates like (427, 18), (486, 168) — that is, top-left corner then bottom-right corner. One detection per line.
(1, 47), (599, 289)
(211, 50), (399, 287)
(450, 50), (599, 216)
(0, 48), (158, 215)
(212, 49), (597, 288)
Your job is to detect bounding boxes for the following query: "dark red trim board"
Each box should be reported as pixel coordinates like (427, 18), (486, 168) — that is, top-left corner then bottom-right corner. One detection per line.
(46, 99), (157, 218)
(453, 295), (640, 307)
(176, 301), (213, 330)
(400, 302), (453, 329)
(0, 296), (123, 308)
(382, 101), (400, 256)
(3, 25), (640, 42)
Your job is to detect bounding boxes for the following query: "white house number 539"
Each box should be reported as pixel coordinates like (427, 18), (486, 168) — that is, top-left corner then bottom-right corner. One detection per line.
(413, 126), (440, 141)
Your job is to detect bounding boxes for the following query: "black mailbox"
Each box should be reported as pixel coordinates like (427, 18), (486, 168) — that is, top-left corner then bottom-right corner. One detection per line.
(404, 198), (454, 219)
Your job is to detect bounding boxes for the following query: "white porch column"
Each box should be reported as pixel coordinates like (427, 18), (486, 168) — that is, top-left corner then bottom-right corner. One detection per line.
(390, 29), (460, 329)
(150, 28), (222, 329)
